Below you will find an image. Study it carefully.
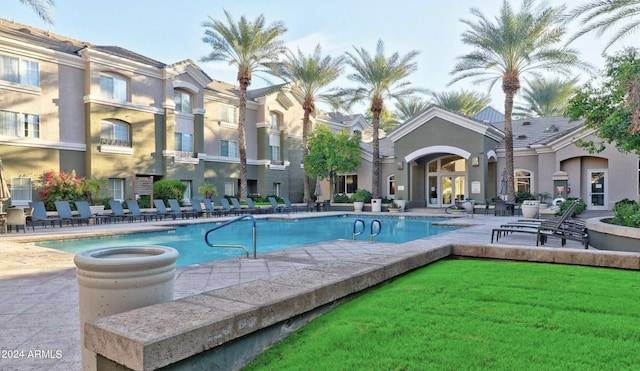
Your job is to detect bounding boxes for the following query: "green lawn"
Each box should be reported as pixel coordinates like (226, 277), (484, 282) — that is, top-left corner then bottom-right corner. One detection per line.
(245, 259), (640, 370)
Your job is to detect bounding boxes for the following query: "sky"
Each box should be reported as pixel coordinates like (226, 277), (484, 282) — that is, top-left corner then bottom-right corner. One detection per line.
(2, 0), (635, 114)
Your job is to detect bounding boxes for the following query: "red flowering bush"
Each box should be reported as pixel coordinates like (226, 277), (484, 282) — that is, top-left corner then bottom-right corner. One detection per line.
(38, 170), (82, 210)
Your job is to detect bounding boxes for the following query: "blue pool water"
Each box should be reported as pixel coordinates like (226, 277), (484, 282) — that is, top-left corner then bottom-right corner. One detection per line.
(35, 215), (458, 267)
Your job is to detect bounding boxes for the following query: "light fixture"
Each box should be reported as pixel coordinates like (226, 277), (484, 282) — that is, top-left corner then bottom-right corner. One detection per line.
(472, 157), (479, 167)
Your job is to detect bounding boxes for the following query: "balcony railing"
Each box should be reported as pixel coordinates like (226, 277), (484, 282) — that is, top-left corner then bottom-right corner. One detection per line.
(100, 138), (131, 147)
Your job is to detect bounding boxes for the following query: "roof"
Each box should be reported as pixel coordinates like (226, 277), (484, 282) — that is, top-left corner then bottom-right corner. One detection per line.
(473, 106), (505, 124)
(491, 116), (585, 149)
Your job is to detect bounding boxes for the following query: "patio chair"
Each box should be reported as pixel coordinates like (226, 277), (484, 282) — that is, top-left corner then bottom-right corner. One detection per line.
(491, 200), (580, 244)
(494, 200), (510, 216)
(76, 201), (111, 224)
(202, 199), (220, 217)
(108, 200), (141, 223)
(55, 200), (84, 226)
(28, 201), (61, 228)
(219, 198), (239, 216)
(190, 199), (209, 218)
(230, 198), (247, 214)
(268, 197), (289, 214)
(126, 200), (158, 222)
(154, 199), (177, 220)
(6, 207), (27, 232)
(283, 197), (302, 213)
(245, 198), (261, 214)
(168, 199), (198, 219)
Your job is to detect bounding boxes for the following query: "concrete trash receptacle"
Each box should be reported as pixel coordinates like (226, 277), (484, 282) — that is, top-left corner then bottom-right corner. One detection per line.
(74, 246), (179, 371)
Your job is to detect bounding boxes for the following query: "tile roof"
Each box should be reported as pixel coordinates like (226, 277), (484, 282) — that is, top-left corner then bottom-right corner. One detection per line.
(490, 116), (585, 149)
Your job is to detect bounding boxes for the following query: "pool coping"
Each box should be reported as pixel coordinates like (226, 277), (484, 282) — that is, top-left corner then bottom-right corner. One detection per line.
(85, 243), (640, 371)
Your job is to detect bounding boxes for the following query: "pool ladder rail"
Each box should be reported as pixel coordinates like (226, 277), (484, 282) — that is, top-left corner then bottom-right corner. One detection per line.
(352, 218), (382, 242)
(205, 214), (257, 259)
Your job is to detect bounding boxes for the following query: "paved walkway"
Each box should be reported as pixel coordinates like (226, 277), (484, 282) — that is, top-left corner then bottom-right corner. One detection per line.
(0, 209), (609, 370)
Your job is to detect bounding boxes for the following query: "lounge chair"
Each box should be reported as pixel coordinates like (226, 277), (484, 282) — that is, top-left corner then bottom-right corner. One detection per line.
(219, 198), (238, 216)
(491, 200), (581, 245)
(283, 197), (306, 213)
(126, 200), (158, 221)
(76, 201), (111, 224)
(108, 200), (140, 223)
(28, 201), (62, 228)
(6, 207), (27, 232)
(154, 199), (177, 220)
(268, 197), (289, 214)
(54, 200), (81, 226)
(230, 198), (247, 214)
(190, 199), (209, 218)
(245, 198), (261, 214)
(202, 199), (220, 217)
(168, 199), (198, 219)
(536, 219), (589, 249)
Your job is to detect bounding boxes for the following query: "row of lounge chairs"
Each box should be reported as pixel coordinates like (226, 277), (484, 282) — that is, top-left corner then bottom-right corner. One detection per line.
(490, 200), (589, 249)
(17, 197), (316, 231)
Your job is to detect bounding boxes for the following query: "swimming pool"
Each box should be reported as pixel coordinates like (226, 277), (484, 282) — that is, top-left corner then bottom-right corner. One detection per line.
(35, 215), (459, 266)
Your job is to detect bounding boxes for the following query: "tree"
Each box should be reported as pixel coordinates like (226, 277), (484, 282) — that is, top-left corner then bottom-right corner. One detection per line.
(277, 45), (345, 202)
(450, 0), (586, 202)
(430, 89), (490, 116)
(514, 77), (579, 118)
(19, 0), (55, 25)
(568, 0), (640, 53)
(566, 48), (640, 154)
(201, 10), (287, 200)
(343, 39), (420, 199)
(304, 125), (361, 201)
(394, 97), (431, 122)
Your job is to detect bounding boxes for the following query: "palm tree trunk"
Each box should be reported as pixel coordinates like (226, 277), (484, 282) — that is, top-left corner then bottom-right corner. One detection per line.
(302, 106), (312, 202)
(238, 78), (249, 201)
(371, 101), (382, 199)
(504, 90), (516, 202)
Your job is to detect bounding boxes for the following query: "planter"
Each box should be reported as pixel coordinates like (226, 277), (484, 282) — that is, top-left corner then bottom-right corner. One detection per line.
(521, 200), (540, 219)
(388, 208), (400, 213)
(371, 198), (382, 212)
(395, 200), (407, 212)
(74, 246), (179, 371)
(353, 201), (364, 212)
(586, 217), (640, 252)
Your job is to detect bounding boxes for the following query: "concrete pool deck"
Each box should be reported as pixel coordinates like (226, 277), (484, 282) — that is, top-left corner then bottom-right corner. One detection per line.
(0, 210), (614, 370)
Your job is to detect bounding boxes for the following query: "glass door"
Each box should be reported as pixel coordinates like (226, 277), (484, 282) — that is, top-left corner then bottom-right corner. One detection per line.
(588, 170), (607, 210)
(441, 176), (453, 206)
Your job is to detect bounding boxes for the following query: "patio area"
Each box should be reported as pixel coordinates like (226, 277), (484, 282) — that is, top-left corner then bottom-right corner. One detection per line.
(0, 210), (611, 370)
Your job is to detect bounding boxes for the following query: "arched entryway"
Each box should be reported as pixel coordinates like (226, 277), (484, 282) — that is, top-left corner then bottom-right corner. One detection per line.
(426, 156), (467, 207)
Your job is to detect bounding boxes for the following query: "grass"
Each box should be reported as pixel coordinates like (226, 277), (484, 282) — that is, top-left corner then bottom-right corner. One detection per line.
(245, 259), (640, 370)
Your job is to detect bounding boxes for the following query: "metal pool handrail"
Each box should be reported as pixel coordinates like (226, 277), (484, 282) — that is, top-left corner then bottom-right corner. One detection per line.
(205, 214), (257, 259)
(370, 219), (382, 242)
(353, 218), (365, 240)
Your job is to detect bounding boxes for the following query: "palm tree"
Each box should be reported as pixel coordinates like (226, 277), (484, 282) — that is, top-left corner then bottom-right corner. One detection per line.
(568, 0), (640, 53)
(394, 97), (431, 122)
(430, 89), (491, 116)
(343, 39), (421, 199)
(19, 0), (54, 24)
(450, 0), (586, 202)
(514, 77), (579, 118)
(201, 10), (287, 200)
(277, 44), (345, 202)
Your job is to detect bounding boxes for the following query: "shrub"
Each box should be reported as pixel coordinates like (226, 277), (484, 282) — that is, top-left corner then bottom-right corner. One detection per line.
(333, 193), (351, 203)
(515, 191), (535, 204)
(153, 179), (186, 204)
(611, 200), (640, 228)
(38, 170), (82, 210)
(559, 198), (586, 216)
(351, 189), (372, 202)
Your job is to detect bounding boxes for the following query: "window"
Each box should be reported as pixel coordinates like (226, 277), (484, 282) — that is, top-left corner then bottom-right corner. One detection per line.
(181, 180), (192, 203)
(0, 54), (39, 86)
(515, 170), (532, 193)
(273, 182), (281, 197)
(270, 112), (280, 131)
(10, 177), (32, 205)
(388, 175), (396, 198)
(100, 73), (128, 102)
(221, 140), (238, 158)
(224, 181), (235, 196)
(174, 90), (192, 113)
(108, 178), (124, 201)
(270, 144), (281, 163)
(0, 110), (39, 138)
(337, 175), (358, 194)
(101, 120), (130, 147)
(220, 105), (238, 124)
(174, 132), (193, 152)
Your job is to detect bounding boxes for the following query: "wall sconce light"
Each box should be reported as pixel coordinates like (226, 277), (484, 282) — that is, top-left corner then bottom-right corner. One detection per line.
(471, 157), (479, 167)
(397, 161), (404, 170)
